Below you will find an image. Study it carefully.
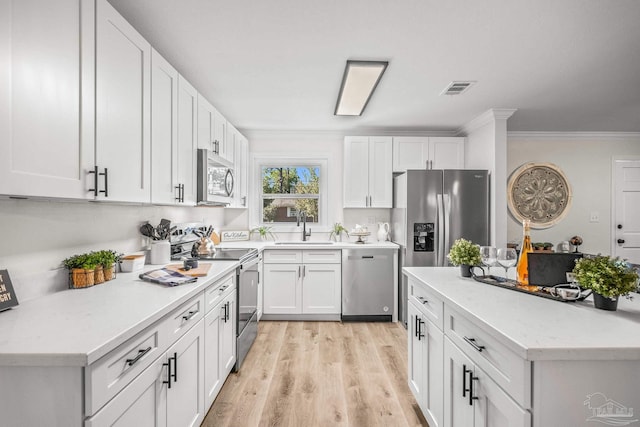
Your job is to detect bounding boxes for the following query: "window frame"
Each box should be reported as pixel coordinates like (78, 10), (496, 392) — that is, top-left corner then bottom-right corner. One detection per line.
(251, 155), (328, 232)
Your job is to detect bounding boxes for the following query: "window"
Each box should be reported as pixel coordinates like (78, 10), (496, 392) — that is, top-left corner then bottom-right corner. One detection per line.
(261, 166), (320, 224)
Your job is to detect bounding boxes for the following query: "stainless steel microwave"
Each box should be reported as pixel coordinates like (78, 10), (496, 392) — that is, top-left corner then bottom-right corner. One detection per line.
(197, 149), (234, 206)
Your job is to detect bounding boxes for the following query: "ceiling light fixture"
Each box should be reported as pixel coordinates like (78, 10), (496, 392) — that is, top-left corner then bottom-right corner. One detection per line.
(334, 60), (388, 116)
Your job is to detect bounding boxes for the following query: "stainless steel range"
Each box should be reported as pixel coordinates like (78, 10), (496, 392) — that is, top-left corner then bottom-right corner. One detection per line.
(170, 224), (258, 371)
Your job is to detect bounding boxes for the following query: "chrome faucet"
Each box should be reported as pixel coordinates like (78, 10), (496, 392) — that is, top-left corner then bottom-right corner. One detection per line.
(296, 211), (311, 241)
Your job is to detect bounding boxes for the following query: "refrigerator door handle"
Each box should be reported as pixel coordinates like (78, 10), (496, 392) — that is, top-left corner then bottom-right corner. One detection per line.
(436, 193), (445, 266)
(443, 194), (451, 265)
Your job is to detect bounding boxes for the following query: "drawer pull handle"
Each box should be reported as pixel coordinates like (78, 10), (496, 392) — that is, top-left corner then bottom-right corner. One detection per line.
(417, 296), (428, 304)
(464, 336), (485, 352)
(182, 310), (199, 322)
(126, 346), (152, 366)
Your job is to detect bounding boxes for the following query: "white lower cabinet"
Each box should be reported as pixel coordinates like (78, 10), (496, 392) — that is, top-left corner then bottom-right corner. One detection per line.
(263, 250), (341, 316)
(86, 355), (167, 427)
(87, 320), (205, 427)
(408, 300), (443, 427)
(166, 319), (205, 427)
(204, 281), (236, 409)
(443, 337), (530, 427)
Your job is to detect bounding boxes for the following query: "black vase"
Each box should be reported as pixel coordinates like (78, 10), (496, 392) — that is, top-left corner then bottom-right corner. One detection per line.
(593, 292), (618, 311)
(460, 264), (472, 278)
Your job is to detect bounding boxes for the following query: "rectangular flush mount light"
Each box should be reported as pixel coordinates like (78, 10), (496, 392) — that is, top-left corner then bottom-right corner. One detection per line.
(334, 60), (388, 116)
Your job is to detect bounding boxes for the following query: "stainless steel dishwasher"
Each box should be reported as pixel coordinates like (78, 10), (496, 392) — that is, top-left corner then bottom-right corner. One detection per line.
(342, 248), (395, 321)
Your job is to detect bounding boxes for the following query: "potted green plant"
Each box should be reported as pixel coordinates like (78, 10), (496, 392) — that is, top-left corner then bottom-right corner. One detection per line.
(572, 255), (639, 311)
(447, 238), (482, 277)
(96, 250), (120, 281)
(250, 225), (276, 241)
(63, 253), (99, 288)
(329, 223), (349, 242)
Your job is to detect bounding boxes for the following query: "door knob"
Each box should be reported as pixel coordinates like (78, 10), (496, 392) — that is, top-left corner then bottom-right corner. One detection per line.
(617, 239), (625, 244)
(617, 224), (623, 229)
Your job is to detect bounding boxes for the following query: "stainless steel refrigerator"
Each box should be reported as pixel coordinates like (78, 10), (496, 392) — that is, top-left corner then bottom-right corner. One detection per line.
(391, 169), (490, 327)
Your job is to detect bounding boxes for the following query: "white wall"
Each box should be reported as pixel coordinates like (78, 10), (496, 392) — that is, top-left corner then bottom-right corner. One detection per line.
(459, 109), (515, 248)
(0, 199), (225, 301)
(506, 133), (640, 255)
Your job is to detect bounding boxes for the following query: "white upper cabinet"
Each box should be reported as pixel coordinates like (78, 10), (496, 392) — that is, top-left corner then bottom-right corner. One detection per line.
(344, 136), (393, 208)
(197, 94), (215, 152)
(429, 137), (465, 170)
(177, 76), (198, 206)
(150, 49), (179, 205)
(0, 0), (95, 199)
(197, 96), (230, 162)
(233, 132), (249, 208)
(215, 109), (231, 162)
(393, 136), (465, 172)
(95, 0), (151, 202)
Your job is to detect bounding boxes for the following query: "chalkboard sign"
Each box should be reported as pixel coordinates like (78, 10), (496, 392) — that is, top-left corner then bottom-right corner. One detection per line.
(0, 270), (19, 312)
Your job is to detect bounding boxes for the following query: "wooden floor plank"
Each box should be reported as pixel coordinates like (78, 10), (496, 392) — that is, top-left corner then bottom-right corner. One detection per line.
(204, 321), (428, 427)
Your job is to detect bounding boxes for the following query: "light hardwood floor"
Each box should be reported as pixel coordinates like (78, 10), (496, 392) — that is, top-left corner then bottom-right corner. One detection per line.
(203, 321), (428, 427)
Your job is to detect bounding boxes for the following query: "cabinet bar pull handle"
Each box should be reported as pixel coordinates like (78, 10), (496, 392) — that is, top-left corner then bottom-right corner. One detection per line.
(223, 303), (228, 323)
(99, 168), (108, 197)
(182, 310), (199, 322)
(463, 336), (485, 352)
(88, 166), (98, 195)
(175, 185), (182, 202)
(462, 364), (468, 398)
(362, 256), (374, 259)
(126, 346), (152, 366)
(163, 358), (173, 388)
(171, 352), (178, 383)
(302, 265), (306, 278)
(469, 373), (479, 406)
(226, 301), (230, 321)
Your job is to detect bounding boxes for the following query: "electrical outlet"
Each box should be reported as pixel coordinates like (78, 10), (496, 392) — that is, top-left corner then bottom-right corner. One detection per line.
(589, 211), (600, 223)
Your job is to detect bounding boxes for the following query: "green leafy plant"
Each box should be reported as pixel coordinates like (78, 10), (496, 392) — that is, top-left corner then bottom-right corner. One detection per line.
(250, 226), (276, 241)
(329, 223), (349, 241)
(573, 255), (639, 298)
(95, 250), (121, 268)
(63, 253), (98, 270)
(63, 250), (121, 270)
(447, 238), (482, 266)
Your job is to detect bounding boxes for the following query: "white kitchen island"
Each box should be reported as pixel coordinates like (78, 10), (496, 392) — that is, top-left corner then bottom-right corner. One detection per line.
(404, 266), (640, 427)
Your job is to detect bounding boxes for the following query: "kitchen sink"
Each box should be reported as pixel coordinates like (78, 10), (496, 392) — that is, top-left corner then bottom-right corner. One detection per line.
(274, 241), (334, 245)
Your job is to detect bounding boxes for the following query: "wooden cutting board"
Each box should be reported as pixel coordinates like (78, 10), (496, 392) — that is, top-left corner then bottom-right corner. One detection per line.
(164, 263), (212, 277)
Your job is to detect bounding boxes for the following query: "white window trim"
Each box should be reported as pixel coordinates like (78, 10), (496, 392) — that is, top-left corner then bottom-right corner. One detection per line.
(250, 155), (329, 233)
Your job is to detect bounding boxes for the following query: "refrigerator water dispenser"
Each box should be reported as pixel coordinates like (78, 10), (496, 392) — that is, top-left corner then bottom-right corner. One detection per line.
(413, 223), (434, 251)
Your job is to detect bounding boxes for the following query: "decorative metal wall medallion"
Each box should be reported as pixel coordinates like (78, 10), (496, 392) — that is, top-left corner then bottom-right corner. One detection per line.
(507, 162), (572, 229)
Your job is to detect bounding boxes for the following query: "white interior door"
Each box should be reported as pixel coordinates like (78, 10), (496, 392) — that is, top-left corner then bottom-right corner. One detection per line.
(613, 159), (640, 264)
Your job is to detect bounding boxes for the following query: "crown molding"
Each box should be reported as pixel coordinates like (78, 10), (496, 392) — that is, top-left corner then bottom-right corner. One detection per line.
(507, 131), (640, 141)
(456, 108), (517, 136)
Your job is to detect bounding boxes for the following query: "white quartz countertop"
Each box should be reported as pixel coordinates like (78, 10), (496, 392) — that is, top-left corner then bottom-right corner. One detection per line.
(0, 261), (238, 367)
(403, 267), (640, 361)
(218, 240), (399, 250)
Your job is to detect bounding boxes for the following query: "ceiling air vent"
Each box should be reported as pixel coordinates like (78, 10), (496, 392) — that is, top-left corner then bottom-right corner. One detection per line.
(441, 81), (475, 95)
